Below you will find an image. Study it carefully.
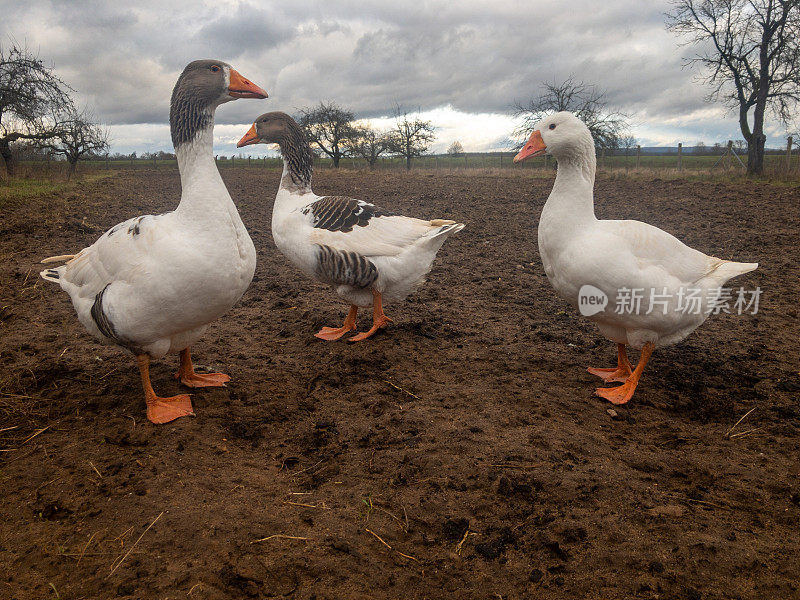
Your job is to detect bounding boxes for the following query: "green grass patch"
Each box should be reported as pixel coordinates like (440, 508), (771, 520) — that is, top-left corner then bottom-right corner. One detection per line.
(0, 172), (113, 204)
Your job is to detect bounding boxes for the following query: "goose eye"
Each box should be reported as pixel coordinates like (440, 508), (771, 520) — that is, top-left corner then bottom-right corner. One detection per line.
(210, 65), (221, 73)
(549, 123), (556, 130)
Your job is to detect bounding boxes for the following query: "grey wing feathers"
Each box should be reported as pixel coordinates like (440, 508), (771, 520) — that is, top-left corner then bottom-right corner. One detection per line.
(302, 196), (393, 233)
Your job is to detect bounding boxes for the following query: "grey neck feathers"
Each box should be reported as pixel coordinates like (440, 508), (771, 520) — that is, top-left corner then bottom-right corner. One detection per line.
(170, 83), (213, 149)
(278, 123), (313, 190)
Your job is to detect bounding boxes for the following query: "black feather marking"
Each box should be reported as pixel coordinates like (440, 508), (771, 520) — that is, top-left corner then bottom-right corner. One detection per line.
(302, 197), (393, 233)
(315, 245), (378, 289)
(47, 269), (59, 279)
(90, 284), (118, 341)
(127, 216), (147, 236)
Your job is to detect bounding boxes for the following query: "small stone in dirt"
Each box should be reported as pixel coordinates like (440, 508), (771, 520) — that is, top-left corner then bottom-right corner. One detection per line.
(606, 408), (619, 419)
(529, 568), (543, 583)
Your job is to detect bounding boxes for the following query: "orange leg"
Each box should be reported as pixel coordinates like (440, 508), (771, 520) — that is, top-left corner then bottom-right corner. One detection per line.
(348, 290), (393, 343)
(175, 347), (230, 388)
(137, 354), (194, 424)
(315, 305), (358, 341)
(595, 342), (655, 405)
(588, 343), (633, 383)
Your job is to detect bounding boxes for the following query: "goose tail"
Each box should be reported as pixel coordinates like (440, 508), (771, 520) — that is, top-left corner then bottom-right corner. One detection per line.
(39, 254), (76, 284)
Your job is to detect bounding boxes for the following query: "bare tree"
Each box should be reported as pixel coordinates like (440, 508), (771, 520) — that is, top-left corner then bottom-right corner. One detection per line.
(0, 43), (75, 176)
(345, 124), (392, 168)
(39, 109), (109, 179)
(513, 76), (630, 151)
(447, 141), (464, 156)
(667, 0), (800, 175)
(297, 101), (355, 168)
(389, 107), (436, 171)
(618, 135), (638, 157)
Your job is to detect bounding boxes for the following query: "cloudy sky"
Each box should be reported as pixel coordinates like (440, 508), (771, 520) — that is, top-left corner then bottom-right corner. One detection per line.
(2, 0), (794, 156)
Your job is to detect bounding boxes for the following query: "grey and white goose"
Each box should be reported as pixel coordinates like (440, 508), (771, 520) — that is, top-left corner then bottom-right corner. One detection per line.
(40, 60), (267, 424)
(237, 112), (465, 341)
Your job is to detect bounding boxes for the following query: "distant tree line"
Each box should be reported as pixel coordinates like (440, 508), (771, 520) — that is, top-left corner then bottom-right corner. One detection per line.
(0, 43), (108, 179)
(297, 101), (435, 170)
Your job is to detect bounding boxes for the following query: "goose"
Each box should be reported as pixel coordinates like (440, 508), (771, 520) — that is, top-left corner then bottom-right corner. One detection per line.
(236, 112), (464, 341)
(40, 60), (268, 424)
(514, 112), (758, 405)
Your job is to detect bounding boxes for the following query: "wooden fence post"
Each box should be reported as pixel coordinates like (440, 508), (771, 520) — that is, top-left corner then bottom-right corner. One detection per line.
(678, 143), (682, 172)
(636, 145), (641, 170)
(786, 136), (793, 172)
(725, 141), (733, 171)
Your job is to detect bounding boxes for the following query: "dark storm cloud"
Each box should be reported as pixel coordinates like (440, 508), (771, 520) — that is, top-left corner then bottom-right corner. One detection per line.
(2, 0), (773, 148)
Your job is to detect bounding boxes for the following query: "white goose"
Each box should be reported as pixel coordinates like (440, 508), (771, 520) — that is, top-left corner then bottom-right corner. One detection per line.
(514, 112), (758, 405)
(40, 60), (268, 424)
(237, 112), (464, 341)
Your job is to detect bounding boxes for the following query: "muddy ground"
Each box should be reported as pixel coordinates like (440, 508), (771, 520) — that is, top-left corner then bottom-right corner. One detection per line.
(0, 167), (798, 600)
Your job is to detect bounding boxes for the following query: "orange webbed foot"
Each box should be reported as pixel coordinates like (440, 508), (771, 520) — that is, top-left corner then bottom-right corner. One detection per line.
(587, 365), (632, 383)
(588, 344), (633, 383)
(177, 372), (230, 388)
(315, 305), (358, 342)
(595, 382), (637, 405)
(146, 394), (195, 424)
(594, 342), (654, 405)
(347, 315), (392, 343)
(315, 324), (356, 341)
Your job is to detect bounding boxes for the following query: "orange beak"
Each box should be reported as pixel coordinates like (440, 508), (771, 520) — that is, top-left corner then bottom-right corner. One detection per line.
(237, 123), (259, 148)
(228, 68), (268, 99)
(513, 130), (546, 163)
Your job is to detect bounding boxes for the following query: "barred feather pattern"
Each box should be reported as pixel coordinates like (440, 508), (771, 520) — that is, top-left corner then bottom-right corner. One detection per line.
(170, 74), (214, 148)
(278, 121), (314, 190)
(315, 244), (378, 289)
(302, 197), (394, 233)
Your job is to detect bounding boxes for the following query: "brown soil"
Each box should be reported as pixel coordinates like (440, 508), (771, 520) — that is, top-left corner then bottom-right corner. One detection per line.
(1, 168), (798, 600)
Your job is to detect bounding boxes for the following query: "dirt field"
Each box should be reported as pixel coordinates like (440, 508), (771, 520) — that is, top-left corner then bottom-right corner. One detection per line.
(1, 168), (798, 600)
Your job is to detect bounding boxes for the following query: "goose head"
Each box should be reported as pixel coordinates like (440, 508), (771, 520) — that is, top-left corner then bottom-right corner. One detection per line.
(173, 60), (267, 107)
(170, 60), (267, 148)
(513, 111), (594, 164)
(236, 111), (303, 148)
